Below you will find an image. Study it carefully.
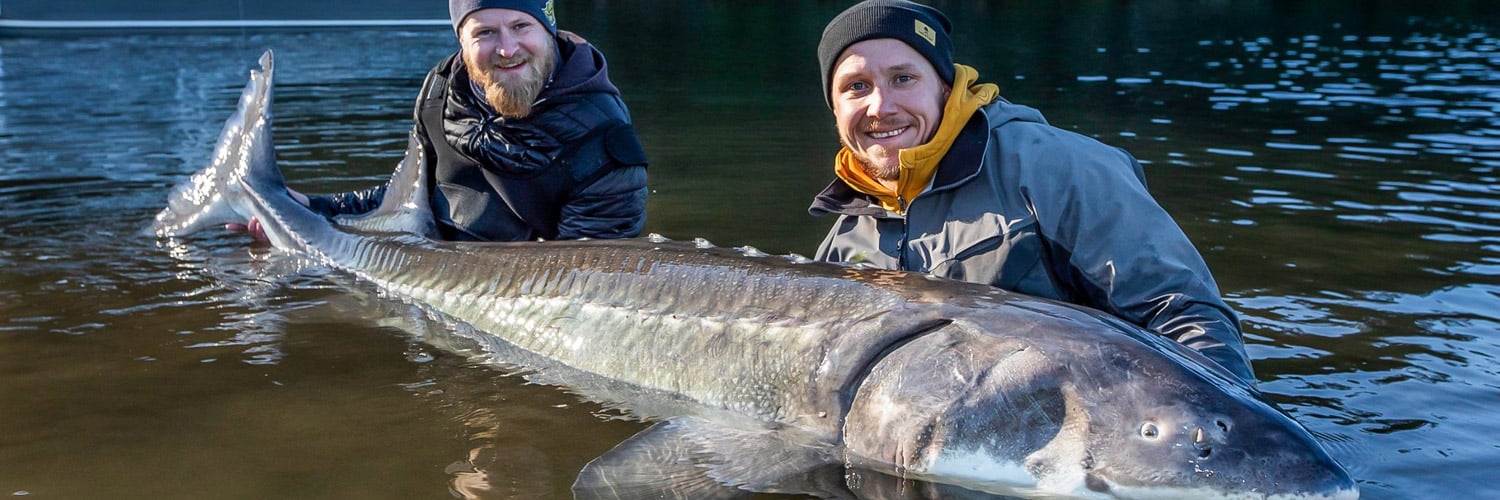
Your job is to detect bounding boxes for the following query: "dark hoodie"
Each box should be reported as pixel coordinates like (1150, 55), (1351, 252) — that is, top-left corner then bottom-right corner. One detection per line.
(310, 38), (648, 242)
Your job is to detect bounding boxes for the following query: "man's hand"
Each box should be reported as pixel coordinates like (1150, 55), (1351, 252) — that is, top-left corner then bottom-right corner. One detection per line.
(225, 218), (270, 242)
(225, 188), (310, 242)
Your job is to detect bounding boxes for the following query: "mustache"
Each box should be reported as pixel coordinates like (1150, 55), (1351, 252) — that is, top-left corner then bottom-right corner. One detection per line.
(492, 55), (529, 68)
(861, 119), (912, 132)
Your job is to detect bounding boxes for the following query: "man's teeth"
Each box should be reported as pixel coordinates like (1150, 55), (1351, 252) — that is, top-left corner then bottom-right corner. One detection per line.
(870, 127), (906, 139)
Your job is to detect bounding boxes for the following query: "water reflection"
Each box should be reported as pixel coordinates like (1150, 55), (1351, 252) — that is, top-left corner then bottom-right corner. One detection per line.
(325, 290), (643, 499)
(0, 44), (7, 136)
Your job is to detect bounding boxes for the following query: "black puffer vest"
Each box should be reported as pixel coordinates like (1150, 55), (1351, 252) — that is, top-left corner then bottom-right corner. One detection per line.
(309, 40), (648, 242)
(423, 42), (647, 241)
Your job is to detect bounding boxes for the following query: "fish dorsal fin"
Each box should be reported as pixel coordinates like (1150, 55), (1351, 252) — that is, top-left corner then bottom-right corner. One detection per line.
(332, 131), (439, 238)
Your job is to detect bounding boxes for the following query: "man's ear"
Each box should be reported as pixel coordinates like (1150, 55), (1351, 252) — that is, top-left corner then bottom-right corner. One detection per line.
(558, 29), (587, 45)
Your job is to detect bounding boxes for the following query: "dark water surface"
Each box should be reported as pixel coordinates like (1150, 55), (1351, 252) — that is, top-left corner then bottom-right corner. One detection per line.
(3, 1), (1499, 498)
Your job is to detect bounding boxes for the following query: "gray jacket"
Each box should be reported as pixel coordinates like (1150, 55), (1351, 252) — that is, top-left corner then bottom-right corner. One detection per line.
(809, 99), (1255, 384)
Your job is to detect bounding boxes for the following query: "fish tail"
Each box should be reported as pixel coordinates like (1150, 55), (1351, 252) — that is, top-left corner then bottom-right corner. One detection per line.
(145, 50), (278, 238)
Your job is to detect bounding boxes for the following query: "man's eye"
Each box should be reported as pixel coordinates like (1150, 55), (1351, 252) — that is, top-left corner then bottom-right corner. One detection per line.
(895, 74), (915, 84)
(847, 82), (869, 92)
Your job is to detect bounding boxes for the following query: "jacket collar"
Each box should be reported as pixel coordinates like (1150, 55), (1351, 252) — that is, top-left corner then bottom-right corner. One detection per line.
(830, 65), (997, 214)
(443, 37), (621, 117)
(809, 107), (991, 217)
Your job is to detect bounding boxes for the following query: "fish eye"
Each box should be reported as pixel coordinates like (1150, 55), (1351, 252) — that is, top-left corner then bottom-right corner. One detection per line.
(1140, 422), (1160, 439)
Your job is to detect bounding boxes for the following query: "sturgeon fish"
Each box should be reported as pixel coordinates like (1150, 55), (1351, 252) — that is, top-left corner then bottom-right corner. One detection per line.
(149, 51), (1358, 500)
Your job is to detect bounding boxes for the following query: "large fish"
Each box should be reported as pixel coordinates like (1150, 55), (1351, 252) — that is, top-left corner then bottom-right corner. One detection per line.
(149, 51), (1358, 500)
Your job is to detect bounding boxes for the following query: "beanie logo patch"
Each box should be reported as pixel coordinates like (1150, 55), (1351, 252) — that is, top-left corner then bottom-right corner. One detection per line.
(543, 0), (557, 27)
(914, 19), (937, 46)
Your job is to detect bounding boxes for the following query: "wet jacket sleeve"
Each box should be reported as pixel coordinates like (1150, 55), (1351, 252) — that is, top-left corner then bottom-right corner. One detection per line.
(1028, 140), (1256, 384)
(306, 182), (389, 217)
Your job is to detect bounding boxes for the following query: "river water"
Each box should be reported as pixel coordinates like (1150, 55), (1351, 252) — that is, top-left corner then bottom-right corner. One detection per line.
(2, 2), (1497, 499)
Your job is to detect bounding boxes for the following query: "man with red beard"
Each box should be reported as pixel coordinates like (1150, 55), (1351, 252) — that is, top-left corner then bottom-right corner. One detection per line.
(239, 0), (647, 242)
(808, 0), (1256, 384)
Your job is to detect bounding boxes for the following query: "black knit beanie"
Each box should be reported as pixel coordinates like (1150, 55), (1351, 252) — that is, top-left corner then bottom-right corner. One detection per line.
(817, 0), (955, 107)
(449, 0), (558, 36)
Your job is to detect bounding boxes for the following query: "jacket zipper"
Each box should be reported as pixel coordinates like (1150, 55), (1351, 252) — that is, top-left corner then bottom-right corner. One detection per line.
(897, 195), (909, 271)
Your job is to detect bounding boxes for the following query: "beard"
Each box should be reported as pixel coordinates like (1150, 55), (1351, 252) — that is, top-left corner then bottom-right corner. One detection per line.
(465, 37), (557, 119)
(851, 148), (901, 180)
(844, 121), (905, 180)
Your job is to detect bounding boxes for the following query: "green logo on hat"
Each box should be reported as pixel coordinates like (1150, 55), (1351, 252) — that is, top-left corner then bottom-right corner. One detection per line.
(914, 19), (936, 46)
(543, 0), (556, 27)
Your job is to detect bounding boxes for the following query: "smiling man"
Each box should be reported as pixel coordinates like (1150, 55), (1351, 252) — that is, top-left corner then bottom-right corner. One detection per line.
(808, 0), (1256, 383)
(236, 0), (648, 242)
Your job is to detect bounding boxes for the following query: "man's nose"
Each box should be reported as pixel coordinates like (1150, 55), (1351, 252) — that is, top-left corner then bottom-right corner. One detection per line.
(866, 86), (897, 118)
(495, 32), (521, 58)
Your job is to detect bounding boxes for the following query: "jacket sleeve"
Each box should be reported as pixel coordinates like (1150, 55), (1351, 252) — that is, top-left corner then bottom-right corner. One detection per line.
(554, 119), (649, 240)
(306, 182), (389, 217)
(1027, 137), (1256, 384)
(556, 164), (647, 239)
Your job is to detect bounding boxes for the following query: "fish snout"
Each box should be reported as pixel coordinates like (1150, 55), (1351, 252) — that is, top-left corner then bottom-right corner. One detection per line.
(1187, 415), (1233, 461)
(1136, 414), (1234, 459)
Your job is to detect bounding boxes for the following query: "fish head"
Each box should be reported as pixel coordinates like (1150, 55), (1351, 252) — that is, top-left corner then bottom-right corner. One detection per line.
(1065, 336), (1359, 500)
(842, 318), (1358, 499)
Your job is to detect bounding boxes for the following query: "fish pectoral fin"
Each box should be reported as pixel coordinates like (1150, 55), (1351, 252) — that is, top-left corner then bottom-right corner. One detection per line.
(571, 416), (842, 500)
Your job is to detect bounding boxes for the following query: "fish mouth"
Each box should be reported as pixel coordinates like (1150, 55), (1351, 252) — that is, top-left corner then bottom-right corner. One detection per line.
(1102, 482), (1361, 500)
(1092, 460), (1360, 500)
